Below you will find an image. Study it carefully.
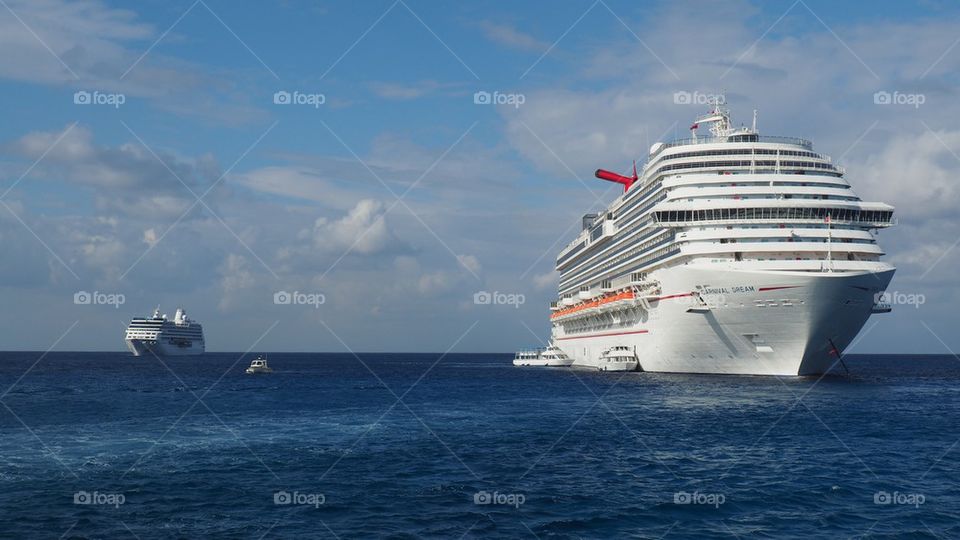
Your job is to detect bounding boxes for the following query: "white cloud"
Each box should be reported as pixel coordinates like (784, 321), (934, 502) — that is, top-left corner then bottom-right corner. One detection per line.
(0, 0), (263, 123)
(0, 0), (152, 86)
(417, 270), (455, 294)
(457, 254), (482, 276)
(142, 228), (159, 247)
(501, 3), (960, 180)
(477, 21), (549, 52)
(7, 124), (221, 219)
(235, 165), (368, 211)
(532, 270), (558, 291)
(218, 254), (256, 310)
(301, 199), (400, 256)
(853, 129), (960, 220)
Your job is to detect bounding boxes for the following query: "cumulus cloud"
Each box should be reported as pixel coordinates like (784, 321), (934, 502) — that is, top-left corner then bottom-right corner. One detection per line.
(300, 199), (402, 256)
(0, 0), (263, 123)
(853, 129), (960, 220)
(502, 2), (960, 179)
(0, 0), (152, 86)
(6, 123), (221, 219)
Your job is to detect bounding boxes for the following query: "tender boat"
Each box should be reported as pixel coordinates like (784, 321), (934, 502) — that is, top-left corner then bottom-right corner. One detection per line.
(512, 349), (548, 366)
(245, 355), (273, 374)
(541, 344), (574, 367)
(598, 346), (639, 372)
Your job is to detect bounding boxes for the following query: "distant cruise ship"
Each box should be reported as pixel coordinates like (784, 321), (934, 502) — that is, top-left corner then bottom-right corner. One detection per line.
(545, 104), (895, 376)
(125, 307), (205, 356)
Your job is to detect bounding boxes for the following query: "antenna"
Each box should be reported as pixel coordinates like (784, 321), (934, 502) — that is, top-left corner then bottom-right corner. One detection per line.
(752, 109), (758, 133)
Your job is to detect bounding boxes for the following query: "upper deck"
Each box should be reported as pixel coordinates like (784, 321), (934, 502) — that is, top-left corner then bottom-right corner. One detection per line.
(650, 134), (812, 160)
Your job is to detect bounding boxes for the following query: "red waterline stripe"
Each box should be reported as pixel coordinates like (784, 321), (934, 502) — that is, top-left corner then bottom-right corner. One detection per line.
(650, 292), (693, 301)
(557, 329), (650, 341)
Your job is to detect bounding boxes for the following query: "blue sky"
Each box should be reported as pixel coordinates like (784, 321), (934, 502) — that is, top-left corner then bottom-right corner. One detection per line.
(2, 0), (960, 354)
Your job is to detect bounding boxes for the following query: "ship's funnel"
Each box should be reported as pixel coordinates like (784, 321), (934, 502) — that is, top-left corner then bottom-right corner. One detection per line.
(595, 163), (638, 192)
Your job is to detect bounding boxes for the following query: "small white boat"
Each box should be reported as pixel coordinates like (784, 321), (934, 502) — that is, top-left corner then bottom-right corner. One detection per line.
(598, 346), (639, 372)
(512, 349), (548, 366)
(245, 355), (273, 374)
(541, 344), (573, 367)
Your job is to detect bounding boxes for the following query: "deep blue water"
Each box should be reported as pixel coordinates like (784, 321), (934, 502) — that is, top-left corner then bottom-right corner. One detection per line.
(0, 352), (958, 539)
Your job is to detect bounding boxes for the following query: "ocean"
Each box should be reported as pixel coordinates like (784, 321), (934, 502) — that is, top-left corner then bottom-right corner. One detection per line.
(0, 352), (957, 538)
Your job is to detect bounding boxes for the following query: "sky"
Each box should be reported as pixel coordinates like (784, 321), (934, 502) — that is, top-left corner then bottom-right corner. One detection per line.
(1, 0), (960, 354)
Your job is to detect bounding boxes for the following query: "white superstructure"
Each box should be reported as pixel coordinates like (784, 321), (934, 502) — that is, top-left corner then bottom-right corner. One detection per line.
(548, 105), (895, 376)
(125, 306), (205, 356)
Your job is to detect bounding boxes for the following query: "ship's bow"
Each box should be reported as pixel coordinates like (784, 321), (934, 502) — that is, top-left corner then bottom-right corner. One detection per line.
(796, 268), (895, 375)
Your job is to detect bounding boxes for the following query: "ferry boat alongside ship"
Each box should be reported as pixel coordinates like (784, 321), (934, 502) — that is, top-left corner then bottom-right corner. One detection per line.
(521, 104), (895, 376)
(124, 306), (205, 356)
(598, 346), (639, 372)
(541, 345), (574, 367)
(513, 344), (574, 367)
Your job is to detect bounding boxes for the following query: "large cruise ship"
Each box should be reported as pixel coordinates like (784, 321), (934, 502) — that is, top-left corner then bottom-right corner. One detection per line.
(547, 105), (895, 376)
(125, 307), (205, 356)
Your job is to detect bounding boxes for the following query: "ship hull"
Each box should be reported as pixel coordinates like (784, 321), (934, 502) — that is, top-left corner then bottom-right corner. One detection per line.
(553, 266), (894, 376)
(126, 338), (205, 357)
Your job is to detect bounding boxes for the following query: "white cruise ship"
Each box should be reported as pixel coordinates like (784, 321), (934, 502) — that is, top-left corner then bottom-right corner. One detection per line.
(547, 105), (894, 376)
(125, 307), (205, 356)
